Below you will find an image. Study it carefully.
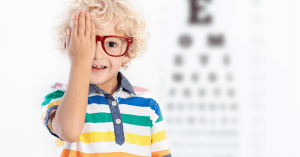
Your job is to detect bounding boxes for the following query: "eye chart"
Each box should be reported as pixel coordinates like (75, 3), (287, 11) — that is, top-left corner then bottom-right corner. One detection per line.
(153, 0), (300, 157)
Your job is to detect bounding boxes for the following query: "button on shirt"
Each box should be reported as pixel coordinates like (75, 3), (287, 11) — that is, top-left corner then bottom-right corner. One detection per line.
(40, 71), (172, 157)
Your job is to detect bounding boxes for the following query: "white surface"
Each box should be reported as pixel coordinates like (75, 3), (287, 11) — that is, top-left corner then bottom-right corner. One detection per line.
(0, 0), (299, 156)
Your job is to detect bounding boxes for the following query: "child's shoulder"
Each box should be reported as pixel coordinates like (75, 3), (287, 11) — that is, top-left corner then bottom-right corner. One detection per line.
(49, 82), (67, 90)
(44, 82), (67, 95)
(132, 85), (150, 93)
(40, 82), (67, 105)
(131, 85), (159, 101)
(50, 82), (67, 88)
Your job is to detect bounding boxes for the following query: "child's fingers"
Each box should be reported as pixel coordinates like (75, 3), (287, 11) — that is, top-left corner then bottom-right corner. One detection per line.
(85, 11), (91, 37)
(90, 21), (95, 44)
(78, 9), (86, 37)
(72, 12), (79, 37)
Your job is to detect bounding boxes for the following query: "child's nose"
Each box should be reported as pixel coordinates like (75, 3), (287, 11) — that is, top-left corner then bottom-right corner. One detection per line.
(95, 41), (107, 57)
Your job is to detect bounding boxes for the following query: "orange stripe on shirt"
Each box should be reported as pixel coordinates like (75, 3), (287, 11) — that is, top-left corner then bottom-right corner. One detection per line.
(61, 149), (149, 157)
(151, 148), (171, 157)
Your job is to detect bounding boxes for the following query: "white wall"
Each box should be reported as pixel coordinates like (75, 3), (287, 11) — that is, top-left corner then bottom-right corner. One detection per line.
(0, 0), (300, 156)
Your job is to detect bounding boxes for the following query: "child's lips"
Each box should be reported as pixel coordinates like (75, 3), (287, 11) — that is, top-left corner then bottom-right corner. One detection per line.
(92, 67), (107, 73)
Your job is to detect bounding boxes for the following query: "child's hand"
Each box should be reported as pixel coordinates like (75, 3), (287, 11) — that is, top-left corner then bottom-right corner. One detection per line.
(66, 9), (96, 64)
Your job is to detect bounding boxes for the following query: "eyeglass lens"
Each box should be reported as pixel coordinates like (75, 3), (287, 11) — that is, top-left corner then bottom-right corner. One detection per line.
(102, 37), (128, 56)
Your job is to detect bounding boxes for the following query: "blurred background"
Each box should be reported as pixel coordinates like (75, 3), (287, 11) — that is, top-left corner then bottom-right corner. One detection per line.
(0, 0), (300, 156)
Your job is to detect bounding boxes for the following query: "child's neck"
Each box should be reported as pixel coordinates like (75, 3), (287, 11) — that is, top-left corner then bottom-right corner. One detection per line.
(96, 75), (120, 95)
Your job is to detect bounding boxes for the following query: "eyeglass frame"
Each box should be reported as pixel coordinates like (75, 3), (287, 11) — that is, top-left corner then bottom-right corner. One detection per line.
(95, 35), (133, 57)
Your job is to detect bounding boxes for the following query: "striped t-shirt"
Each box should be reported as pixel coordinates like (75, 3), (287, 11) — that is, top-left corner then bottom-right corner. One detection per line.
(40, 71), (172, 157)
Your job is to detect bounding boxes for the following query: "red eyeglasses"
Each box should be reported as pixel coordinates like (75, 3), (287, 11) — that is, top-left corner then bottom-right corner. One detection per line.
(95, 35), (133, 57)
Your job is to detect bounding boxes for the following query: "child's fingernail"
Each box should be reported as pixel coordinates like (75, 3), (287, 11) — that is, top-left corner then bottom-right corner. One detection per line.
(86, 12), (89, 17)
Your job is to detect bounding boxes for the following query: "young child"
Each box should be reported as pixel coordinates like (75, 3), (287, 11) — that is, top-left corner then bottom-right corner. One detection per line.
(40, 0), (172, 156)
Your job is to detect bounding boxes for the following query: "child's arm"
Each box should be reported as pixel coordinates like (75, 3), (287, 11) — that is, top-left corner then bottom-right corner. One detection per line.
(51, 9), (96, 143)
(51, 60), (91, 143)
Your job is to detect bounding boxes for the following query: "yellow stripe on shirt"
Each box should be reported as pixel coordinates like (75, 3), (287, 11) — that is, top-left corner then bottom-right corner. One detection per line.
(151, 130), (167, 144)
(78, 131), (151, 146)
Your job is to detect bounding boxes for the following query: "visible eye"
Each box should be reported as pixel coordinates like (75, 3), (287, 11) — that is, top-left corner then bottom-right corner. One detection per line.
(107, 42), (117, 48)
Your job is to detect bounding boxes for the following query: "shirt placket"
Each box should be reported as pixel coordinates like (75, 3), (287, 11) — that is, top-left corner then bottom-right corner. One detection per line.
(104, 92), (124, 146)
(113, 92), (118, 102)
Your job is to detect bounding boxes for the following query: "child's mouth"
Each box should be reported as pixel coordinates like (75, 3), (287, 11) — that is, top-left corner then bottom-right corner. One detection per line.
(92, 66), (107, 72)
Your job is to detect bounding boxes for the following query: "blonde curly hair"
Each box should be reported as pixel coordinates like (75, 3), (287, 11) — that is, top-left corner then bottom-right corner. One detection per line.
(51, 0), (150, 70)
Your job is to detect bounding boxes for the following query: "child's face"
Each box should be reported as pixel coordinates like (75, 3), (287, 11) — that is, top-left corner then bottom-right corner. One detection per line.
(90, 21), (130, 89)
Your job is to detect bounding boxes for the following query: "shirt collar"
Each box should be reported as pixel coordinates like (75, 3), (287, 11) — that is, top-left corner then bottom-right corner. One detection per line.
(88, 71), (136, 96)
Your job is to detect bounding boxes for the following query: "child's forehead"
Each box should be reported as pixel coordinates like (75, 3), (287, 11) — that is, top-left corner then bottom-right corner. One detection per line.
(95, 22), (125, 36)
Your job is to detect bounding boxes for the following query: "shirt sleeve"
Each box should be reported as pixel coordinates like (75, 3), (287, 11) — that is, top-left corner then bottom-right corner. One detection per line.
(150, 94), (172, 157)
(40, 82), (66, 141)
